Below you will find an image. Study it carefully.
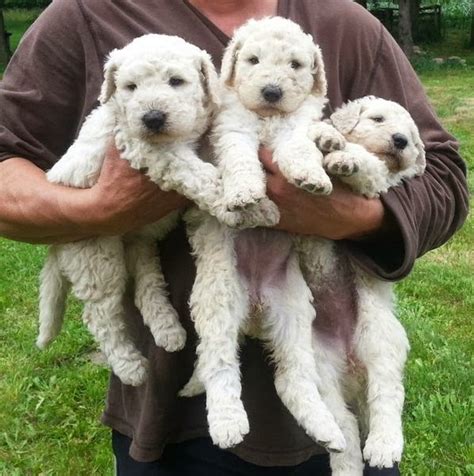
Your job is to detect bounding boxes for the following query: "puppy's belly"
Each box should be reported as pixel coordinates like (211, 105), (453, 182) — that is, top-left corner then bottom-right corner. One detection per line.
(235, 228), (293, 306)
(311, 262), (359, 355)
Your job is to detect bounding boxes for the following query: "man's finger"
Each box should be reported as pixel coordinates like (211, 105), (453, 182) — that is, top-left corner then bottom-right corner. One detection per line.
(258, 147), (280, 174)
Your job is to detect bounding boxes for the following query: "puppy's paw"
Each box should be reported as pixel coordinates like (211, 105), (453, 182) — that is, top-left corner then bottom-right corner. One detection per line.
(363, 431), (403, 468)
(253, 198), (280, 226)
(290, 168), (333, 195)
(153, 324), (187, 352)
(313, 126), (346, 153)
(235, 198), (280, 229)
(305, 413), (346, 453)
(113, 355), (149, 387)
(324, 150), (361, 176)
(208, 400), (250, 449)
(224, 183), (267, 211)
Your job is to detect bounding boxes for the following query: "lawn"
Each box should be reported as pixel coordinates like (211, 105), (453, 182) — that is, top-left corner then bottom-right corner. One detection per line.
(0, 9), (473, 476)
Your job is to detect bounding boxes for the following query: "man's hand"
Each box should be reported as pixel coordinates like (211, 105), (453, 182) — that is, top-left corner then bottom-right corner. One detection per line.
(0, 146), (189, 244)
(259, 148), (386, 240)
(84, 145), (189, 235)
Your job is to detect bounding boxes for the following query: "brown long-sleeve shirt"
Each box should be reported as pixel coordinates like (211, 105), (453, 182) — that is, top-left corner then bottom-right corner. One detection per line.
(0, 0), (468, 466)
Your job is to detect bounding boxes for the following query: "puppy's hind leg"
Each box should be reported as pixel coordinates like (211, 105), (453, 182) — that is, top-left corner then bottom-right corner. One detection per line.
(261, 254), (346, 453)
(313, 335), (364, 476)
(60, 237), (148, 386)
(354, 271), (409, 469)
(182, 214), (250, 449)
(125, 237), (186, 352)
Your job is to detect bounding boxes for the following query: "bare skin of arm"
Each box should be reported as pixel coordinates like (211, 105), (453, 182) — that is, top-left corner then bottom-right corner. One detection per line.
(0, 146), (188, 244)
(0, 146), (386, 244)
(259, 148), (387, 240)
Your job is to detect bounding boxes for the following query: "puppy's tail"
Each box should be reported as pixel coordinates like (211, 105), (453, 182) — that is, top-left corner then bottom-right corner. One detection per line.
(37, 250), (69, 349)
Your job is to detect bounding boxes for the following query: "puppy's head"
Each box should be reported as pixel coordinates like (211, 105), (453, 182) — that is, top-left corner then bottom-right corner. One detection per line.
(330, 96), (425, 176)
(99, 34), (220, 143)
(220, 17), (327, 116)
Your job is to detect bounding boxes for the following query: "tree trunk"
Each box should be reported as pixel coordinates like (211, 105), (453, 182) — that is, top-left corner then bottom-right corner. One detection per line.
(0, 8), (11, 67)
(470, 1), (474, 48)
(410, 0), (421, 39)
(398, 0), (414, 58)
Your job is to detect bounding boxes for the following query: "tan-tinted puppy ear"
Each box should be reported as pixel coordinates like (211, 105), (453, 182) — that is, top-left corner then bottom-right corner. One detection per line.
(330, 100), (364, 135)
(99, 49), (122, 104)
(220, 36), (242, 87)
(199, 52), (221, 109)
(311, 43), (328, 97)
(412, 127), (426, 175)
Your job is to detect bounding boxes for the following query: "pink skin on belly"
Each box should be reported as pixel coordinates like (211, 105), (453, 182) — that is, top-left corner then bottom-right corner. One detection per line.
(311, 254), (358, 355)
(235, 231), (358, 360)
(234, 228), (293, 303)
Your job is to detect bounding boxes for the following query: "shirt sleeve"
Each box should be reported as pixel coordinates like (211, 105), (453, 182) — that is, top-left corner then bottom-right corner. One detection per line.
(0, 0), (101, 171)
(342, 25), (469, 281)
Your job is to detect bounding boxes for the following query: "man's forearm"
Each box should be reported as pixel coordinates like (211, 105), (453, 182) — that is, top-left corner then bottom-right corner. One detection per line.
(0, 151), (189, 244)
(0, 158), (96, 243)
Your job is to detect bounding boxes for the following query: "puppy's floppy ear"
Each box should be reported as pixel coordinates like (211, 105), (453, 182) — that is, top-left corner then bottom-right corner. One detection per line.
(220, 35), (242, 87)
(411, 125), (426, 175)
(199, 52), (221, 109)
(330, 100), (364, 135)
(310, 43), (328, 97)
(99, 48), (123, 104)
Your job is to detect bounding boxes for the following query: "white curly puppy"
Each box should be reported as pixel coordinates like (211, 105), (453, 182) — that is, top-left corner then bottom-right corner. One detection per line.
(213, 16), (345, 211)
(179, 17), (347, 452)
(37, 34), (226, 387)
(297, 96), (426, 474)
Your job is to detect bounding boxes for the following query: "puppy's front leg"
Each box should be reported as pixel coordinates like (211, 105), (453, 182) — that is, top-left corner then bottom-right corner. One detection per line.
(323, 143), (391, 197)
(47, 104), (116, 188)
(309, 121), (346, 153)
(141, 145), (232, 226)
(353, 270), (409, 469)
(182, 213), (250, 448)
(273, 131), (333, 195)
(213, 104), (267, 211)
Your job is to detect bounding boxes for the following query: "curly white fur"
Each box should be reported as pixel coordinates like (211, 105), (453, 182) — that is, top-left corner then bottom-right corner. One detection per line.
(183, 85), (425, 473)
(37, 34), (229, 386)
(298, 96), (426, 473)
(180, 17), (347, 452)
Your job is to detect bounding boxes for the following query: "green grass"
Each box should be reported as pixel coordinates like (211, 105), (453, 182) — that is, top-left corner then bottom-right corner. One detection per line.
(396, 67), (474, 475)
(0, 9), (473, 476)
(0, 9), (41, 74)
(0, 242), (112, 475)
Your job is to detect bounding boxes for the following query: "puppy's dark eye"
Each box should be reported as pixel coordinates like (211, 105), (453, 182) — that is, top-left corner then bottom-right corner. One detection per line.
(290, 60), (302, 69)
(248, 56), (259, 65)
(169, 77), (185, 87)
(371, 116), (384, 123)
(126, 83), (137, 91)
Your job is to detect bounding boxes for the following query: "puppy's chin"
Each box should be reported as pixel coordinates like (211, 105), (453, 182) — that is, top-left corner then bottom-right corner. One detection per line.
(376, 152), (406, 173)
(251, 105), (286, 117)
(141, 130), (177, 144)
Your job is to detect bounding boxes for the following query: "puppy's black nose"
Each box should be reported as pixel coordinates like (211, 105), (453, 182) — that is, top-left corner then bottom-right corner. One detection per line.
(142, 110), (167, 132)
(392, 133), (408, 150)
(261, 85), (283, 103)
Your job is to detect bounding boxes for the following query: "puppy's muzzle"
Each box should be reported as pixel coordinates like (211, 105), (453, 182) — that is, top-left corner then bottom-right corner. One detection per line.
(142, 110), (167, 133)
(392, 133), (408, 150)
(261, 85), (283, 103)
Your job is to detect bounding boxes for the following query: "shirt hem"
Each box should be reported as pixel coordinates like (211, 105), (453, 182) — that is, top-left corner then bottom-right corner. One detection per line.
(102, 412), (327, 467)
